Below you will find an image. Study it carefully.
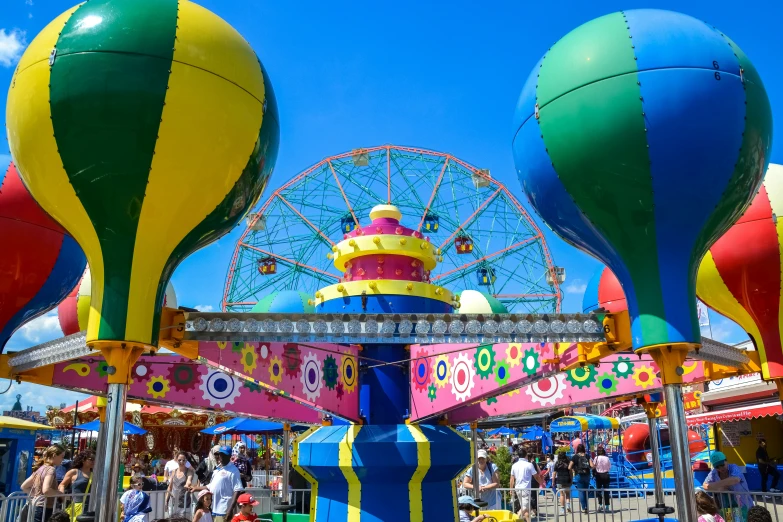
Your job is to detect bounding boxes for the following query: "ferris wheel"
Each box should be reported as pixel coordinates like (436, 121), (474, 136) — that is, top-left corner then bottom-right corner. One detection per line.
(223, 145), (562, 313)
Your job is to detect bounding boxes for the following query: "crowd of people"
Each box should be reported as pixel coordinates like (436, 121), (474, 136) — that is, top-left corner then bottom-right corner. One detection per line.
(17, 441), (276, 522)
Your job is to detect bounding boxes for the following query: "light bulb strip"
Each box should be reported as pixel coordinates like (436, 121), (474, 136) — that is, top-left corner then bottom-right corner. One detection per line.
(8, 331), (93, 372)
(182, 312), (605, 344)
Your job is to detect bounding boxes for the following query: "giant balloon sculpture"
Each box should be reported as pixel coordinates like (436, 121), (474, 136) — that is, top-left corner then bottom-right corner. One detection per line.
(0, 160), (86, 351)
(512, 9), (772, 520)
(697, 164), (783, 382)
(6, 0), (279, 519)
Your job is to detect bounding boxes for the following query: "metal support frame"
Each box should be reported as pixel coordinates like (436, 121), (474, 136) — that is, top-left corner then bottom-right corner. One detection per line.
(664, 383), (698, 522)
(95, 384), (128, 522)
(470, 424), (482, 505)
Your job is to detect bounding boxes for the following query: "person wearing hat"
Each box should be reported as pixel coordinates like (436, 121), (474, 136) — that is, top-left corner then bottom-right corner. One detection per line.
(703, 451), (753, 519)
(231, 493), (260, 522)
(462, 449), (500, 510)
(233, 441), (253, 487)
(190, 445), (244, 522)
(457, 495), (490, 522)
(193, 489), (214, 522)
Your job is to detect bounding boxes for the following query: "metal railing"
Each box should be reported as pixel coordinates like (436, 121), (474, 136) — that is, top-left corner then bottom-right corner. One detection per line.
(6, 485), (781, 521)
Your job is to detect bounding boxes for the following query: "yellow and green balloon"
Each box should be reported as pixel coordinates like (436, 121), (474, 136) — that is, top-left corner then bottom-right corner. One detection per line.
(7, 0), (279, 348)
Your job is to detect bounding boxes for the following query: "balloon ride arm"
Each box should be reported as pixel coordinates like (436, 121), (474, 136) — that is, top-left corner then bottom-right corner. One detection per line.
(703, 351), (761, 381)
(560, 311), (633, 371)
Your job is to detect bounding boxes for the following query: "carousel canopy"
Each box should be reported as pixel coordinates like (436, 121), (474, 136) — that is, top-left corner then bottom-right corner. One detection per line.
(549, 415), (619, 433)
(74, 419), (146, 435)
(201, 417), (309, 435)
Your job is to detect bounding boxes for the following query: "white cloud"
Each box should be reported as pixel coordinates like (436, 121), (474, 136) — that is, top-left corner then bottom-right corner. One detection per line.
(25, 0), (34, 5)
(0, 382), (88, 413)
(564, 279), (587, 294)
(13, 311), (63, 344)
(0, 28), (26, 67)
(194, 304), (214, 312)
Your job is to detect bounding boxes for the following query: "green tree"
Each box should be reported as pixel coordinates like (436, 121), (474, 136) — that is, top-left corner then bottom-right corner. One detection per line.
(493, 446), (512, 489)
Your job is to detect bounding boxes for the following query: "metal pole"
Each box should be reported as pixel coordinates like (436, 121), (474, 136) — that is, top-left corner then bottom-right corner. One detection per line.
(647, 416), (665, 508)
(89, 420), (107, 512)
(71, 400), (78, 456)
(95, 384), (128, 522)
(470, 424), (480, 502)
(282, 425), (291, 503)
(664, 383), (698, 522)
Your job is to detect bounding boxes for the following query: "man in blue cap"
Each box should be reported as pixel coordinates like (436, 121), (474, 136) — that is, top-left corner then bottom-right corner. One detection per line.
(703, 451), (753, 518)
(191, 445), (243, 521)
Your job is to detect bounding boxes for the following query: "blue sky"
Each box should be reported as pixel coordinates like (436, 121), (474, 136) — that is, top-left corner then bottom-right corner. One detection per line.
(1, 0), (781, 411)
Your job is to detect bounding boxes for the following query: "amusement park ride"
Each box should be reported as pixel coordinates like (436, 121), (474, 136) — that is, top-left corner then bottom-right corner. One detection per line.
(0, 3), (777, 522)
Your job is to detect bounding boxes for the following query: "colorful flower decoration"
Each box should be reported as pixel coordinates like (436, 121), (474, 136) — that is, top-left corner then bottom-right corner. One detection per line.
(283, 343), (302, 378)
(258, 343), (270, 366)
(63, 363), (91, 377)
(240, 344), (259, 375)
(427, 384), (437, 402)
(323, 355), (339, 390)
(132, 362), (150, 380)
(268, 355), (284, 386)
(566, 366), (596, 389)
(632, 365), (656, 389)
(341, 355), (357, 394)
(199, 369), (242, 408)
(612, 356), (634, 379)
(596, 372), (619, 396)
(299, 352), (323, 402)
(168, 363), (198, 392)
(474, 345), (496, 379)
(505, 343), (523, 367)
(524, 374), (566, 406)
(494, 361), (510, 387)
(147, 375), (170, 399)
(96, 361), (110, 377)
(522, 347), (540, 376)
(412, 351), (432, 392)
(432, 354), (450, 389)
(450, 352), (476, 402)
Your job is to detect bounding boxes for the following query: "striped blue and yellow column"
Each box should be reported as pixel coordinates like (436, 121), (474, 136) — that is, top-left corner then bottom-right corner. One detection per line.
(295, 424), (470, 522)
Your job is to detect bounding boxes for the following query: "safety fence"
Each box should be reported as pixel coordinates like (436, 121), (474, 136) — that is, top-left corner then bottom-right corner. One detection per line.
(2, 486), (782, 521)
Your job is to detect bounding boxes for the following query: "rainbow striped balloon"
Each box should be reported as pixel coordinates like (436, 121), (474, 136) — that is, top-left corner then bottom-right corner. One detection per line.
(7, 0), (278, 348)
(697, 164), (783, 380)
(512, 9), (772, 351)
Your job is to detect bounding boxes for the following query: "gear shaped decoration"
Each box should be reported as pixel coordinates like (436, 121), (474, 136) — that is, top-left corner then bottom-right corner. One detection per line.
(96, 361), (110, 377)
(596, 372), (619, 396)
(450, 352), (476, 402)
(427, 384), (437, 402)
(283, 344), (302, 378)
(240, 344), (259, 375)
(474, 345), (495, 379)
(612, 356), (634, 379)
(412, 350), (431, 392)
(566, 366), (596, 389)
(432, 354), (450, 389)
(522, 348), (540, 376)
(147, 376), (170, 399)
(495, 361), (510, 387)
(217, 341), (227, 350)
(300, 352), (323, 402)
(632, 365), (656, 390)
(336, 382), (344, 400)
(323, 355), (339, 390)
(524, 374), (566, 406)
(341, 355), (357, 394)
(265, 390), (279, 402)
(168, 363), (198, 392)
(132, 362), (150, 380)
(199, 369), (242, 408)
(258, 344), (270, 366)
(486, 397), (498, 405)
(505, 344), (523, 367)
(231, 342), (244, 354)
(502, 387), (521, 398)
(268, 356), (284, 386)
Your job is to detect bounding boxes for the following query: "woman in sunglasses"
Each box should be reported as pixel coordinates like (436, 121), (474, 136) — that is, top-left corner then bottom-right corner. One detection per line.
(702, 451), (753, 521)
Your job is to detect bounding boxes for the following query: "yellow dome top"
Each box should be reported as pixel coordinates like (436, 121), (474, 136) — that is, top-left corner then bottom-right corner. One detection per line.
(369, 204), (402, 222)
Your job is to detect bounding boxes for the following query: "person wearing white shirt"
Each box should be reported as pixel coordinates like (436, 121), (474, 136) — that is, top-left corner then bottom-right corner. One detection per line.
(509, 449), (541, 522)
(191, 446), (243, 521)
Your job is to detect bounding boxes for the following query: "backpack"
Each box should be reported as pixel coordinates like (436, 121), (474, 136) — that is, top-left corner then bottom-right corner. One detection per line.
(575, 454), (591, 475)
